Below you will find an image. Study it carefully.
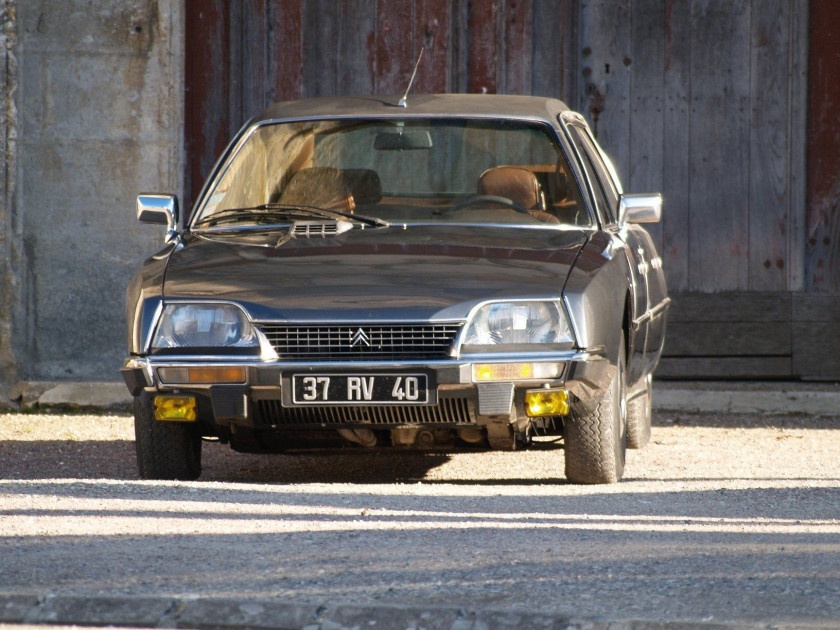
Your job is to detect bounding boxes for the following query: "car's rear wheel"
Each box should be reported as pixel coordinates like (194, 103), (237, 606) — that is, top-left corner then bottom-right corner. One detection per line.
(134, 391), (202, 480)
(564, 337), (627, 484)
(626, 374), (652, 449)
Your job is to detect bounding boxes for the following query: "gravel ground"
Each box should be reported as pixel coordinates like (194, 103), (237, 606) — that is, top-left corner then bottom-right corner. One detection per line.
(1, 410), (839, 626)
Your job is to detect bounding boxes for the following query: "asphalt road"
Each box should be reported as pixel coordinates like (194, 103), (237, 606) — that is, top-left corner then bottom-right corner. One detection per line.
(1, 410), (839, 628)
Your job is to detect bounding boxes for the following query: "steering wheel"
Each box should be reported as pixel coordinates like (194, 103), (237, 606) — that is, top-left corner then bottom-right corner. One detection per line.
(442, 194), (530, 215)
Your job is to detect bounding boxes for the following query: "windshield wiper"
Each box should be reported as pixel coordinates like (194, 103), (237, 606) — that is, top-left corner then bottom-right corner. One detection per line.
(193, 204), (388, 229)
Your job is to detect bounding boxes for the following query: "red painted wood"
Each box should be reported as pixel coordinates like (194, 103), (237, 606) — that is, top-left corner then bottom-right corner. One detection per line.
(184, 0), (231, 215)
(269, 0), (303, 101)
(467, 0), (498, 93)
(374, 0), (414, 95)
(806, 0), (840, 291)
(415, 0), (452, 94)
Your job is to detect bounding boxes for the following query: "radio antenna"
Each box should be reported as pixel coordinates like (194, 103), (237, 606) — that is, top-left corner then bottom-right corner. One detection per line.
(398, 46), (425, 108)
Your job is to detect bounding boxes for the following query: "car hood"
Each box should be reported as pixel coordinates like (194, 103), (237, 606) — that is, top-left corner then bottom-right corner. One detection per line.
(163, 225), (588, 321)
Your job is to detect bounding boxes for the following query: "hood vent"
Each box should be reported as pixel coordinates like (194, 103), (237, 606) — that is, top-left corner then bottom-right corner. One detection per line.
(293, 220), (353, 238)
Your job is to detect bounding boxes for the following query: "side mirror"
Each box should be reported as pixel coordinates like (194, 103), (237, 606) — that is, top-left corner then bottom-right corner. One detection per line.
(619, 193), (662, 224)
(137, 194), (179, 240)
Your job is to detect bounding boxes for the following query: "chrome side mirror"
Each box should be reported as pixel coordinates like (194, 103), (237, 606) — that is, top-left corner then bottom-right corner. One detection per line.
(619, 193), (662, 224)
(137, 194), (179, 241)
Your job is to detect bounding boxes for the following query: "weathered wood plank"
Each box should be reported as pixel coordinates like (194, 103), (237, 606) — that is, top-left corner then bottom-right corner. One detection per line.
(578, 0), (631, 182)
(656, 357), (793, 380)
(687, 0), (751, 291)
(501, 0), (532, 94)
(337, 1), (375, 95)
(466, 0), (498, 93)
(302, 0), (338, 97)
(661, 0), (690, 292)
(664, 322), (791, 357)
(805, 0), (840, 292)
(374, 0), (414, 95)
(748, 0), (790, 291)
(792, 321), (840, 380)
(184, 0), (231, 211)
(415, 0), (453, 94)
(787, 0), (807, 292)
(629, 0), (665, 252)
(531, 0), (572, 100)
(240, 0), (267, 119)
(667, 292), (791, 323)
(792, 294), (840, 321)
(268, 0), (303, 101)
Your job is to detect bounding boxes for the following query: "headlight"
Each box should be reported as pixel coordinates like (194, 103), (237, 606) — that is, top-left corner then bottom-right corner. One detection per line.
(151, 303), (259, 349)
(462, 300), (573, 346)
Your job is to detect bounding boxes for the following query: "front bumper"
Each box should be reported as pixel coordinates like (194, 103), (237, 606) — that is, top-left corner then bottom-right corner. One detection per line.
(121, 351), (613, 426)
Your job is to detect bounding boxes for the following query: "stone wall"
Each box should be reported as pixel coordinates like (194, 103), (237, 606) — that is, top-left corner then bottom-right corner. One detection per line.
(1, 0), (183, 394)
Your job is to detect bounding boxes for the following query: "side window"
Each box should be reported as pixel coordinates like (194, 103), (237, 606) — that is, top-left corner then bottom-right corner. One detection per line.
(568, 125), (621, 225)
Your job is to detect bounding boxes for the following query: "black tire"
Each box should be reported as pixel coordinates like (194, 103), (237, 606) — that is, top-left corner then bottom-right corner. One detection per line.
(134, 391), (202, 480)
(564, 338), (627, 484)
(626, 374), (652, 449)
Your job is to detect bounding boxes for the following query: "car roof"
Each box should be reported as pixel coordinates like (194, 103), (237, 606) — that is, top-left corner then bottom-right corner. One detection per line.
(252, 93), (572, 126)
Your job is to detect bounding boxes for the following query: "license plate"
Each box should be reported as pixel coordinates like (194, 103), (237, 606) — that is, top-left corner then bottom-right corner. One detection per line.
(291, 373), (431, 405)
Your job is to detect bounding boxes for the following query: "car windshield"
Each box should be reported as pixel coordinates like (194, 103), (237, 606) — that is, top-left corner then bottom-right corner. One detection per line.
(193, 118), (590, 229)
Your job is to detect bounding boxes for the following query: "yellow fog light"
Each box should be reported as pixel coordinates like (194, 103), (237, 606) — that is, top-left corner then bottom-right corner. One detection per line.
(524, 389), (569, 417)
(154, 395), (197, 422)
(472, 362), (562, 382)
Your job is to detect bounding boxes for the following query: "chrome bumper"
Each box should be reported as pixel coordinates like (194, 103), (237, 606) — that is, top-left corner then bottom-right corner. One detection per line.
(121, 351), (613, 419)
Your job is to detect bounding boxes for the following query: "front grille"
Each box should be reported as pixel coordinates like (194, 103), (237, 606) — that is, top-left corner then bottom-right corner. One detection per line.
(254, 397), (474, 427)
(257, 323), (462, 360)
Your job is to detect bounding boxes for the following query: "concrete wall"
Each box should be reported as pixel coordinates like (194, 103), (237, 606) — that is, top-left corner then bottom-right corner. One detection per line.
(0, 0), (183, 393)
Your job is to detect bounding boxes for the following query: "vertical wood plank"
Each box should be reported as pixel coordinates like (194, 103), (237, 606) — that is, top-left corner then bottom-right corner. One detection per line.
(578, 0), (631, 183)
(337, 1), (376, 95)
(628, 0), (664, 252)
(787, 0), (807, 291)
(241, 0), (267, 119)
(502, 0), (532, 94)
(226, 2), (243, 128)
(748, 0), (790, 291)
(451, 0), (469, 93)
(467, 0), (498, 93)
(805, 0), (840, 292)
(268, 0), (303, 102)
(374, 0), (414, 95)
(415, 0), (453, 93)
(532, 0), (578, 102)
(302, 0), (339, 97)
(661, 0), (690, 291)
(184, 0), (231, 213)
(688, 0), (751, 291)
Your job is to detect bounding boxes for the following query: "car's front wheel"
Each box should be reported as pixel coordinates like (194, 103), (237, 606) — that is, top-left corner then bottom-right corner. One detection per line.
(564, 338), (627, 484)
(134, 391), (202, 480)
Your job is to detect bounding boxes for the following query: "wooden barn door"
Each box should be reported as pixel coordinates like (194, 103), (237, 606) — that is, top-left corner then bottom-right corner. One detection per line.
(576, 0), (809, 378)
(184, 1), (828, 379)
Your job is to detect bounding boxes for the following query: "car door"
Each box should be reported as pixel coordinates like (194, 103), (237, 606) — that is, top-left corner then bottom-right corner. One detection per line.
(564, 121), (651, 384)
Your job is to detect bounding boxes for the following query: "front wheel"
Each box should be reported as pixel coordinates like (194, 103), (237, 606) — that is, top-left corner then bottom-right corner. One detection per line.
(564, 338), (627, 484)
(134, 391), (202, 480)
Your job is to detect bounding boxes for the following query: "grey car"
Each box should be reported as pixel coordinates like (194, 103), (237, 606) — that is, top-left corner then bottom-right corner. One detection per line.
(122, 94), (669, 484)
